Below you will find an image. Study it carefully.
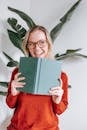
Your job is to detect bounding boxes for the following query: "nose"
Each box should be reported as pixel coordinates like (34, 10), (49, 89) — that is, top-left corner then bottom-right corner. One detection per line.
(34, 44), (40, 50)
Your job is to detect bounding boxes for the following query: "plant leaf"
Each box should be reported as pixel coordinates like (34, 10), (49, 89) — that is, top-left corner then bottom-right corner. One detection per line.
(8, 18), (17, 29)
(7, 18), (26, 38)
(50, 22), (63, 42)
(3, 51), (16, 61)
(0, 82), (8, 87)
(66, 48), (82, 54)
(8, 6), (36, 29)
(50, 0), (82, 42)
(3, 52), (19, 67)
(7, 29), (24, 53)
(55, 48), (87, 60)
(55, 48), (82, 59)
(60, 0), (82, 23)
(0, 91), (7, 96)
(73, 53), (87, 58)
(18, 28), (26, 38)
(7, 61), (19, 67)
(56, 53), (87, 60)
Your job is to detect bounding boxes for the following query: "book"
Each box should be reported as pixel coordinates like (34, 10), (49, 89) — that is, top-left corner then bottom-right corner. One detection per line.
(18, 57), (61, 95)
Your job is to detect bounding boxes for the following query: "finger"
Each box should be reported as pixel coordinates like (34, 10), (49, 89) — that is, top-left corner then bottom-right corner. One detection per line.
(50, 86), (62, 91)
(59, 78), (63, 88)
(16, 77), (25, 82)
(12, 81), (26, 88)
(49, 91), (58, 96)
(16, 82), (26, 87)
(14, 72), (22, 80)
(49, 89), (64, 96)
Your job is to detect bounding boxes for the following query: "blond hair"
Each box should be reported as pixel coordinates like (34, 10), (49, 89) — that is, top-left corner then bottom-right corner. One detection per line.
(22, 25), (54, 59)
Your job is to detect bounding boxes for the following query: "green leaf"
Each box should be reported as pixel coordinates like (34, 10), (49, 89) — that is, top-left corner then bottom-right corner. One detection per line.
(18, 28), (26, 38)
(8, 18), (17, 30)
(55, 53), (87, 60)
(0, 79), (9, 97)
(16, 24), (21, 30)
(55, 48), (82, 59)
(55, 48), (87, 60)
(72, 53), (87, 58)
(0, 82), (8, 87)
(8, 6), (36, 29)
(7, 18), (26, 38)
(3, 52), (19, 67)
(0, 91), (7, 96)
(66, 48), (82, 54)
(3, 51), (16, 61)
(7, 61), (19, 67)
(7, 29), (24, 52)
(50, 0), (82, 42)
(60, 0), (82, 23)
(50, 22), (63, 42)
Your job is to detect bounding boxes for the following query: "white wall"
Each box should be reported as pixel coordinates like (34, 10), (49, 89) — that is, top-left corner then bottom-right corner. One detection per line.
(0, 0), (87, 130)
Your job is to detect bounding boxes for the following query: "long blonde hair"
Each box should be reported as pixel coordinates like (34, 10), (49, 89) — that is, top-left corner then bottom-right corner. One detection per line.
(22, 25), (54, 59)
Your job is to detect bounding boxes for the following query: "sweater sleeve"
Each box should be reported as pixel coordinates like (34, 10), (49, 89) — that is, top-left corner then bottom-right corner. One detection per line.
(6, 68), (19, 108)
(52, 72), (68, 115)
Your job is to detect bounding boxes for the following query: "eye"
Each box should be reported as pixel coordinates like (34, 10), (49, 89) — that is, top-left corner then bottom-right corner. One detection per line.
(29, 42), (33, 46)
(39, 40), (45, 44)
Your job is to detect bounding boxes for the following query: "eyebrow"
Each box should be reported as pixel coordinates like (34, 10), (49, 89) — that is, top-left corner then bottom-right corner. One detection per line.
(28, 39), (47, 43)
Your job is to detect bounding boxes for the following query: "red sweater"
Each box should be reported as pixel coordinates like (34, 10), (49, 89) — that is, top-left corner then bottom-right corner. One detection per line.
(6, 68), (68, 130)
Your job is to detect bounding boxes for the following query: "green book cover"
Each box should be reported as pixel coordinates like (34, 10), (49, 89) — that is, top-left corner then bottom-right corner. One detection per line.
(18, 57), (61, 95)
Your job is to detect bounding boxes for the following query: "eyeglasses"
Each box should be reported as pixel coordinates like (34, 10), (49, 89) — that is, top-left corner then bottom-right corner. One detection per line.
(28, 40), (47, 49)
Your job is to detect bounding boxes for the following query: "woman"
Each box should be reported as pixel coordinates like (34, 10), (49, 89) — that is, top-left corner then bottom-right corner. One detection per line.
(6, 25), (68, 130)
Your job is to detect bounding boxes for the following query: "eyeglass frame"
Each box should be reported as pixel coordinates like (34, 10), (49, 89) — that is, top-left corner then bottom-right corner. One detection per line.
(27, 39), (48, 49)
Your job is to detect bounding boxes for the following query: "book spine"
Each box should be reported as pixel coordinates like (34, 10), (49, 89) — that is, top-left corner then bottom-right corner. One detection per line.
(33, 58), (37, 93)
(35, 58), (42, 93)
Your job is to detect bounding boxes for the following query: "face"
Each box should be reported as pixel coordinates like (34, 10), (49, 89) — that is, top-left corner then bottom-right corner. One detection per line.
(27, 30), (49, 58)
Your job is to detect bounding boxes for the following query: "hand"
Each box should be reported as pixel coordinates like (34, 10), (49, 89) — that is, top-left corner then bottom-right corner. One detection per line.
(11, 72), (26, 96)
(49, 79), (64, 104)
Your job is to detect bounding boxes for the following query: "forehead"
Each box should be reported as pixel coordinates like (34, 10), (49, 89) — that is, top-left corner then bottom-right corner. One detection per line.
(28, 30), (46, 42)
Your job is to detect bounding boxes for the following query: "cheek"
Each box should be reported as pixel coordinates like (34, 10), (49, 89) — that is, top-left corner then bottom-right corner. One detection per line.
(44, 46), (49, 53)
(28, 48), (34, 56)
